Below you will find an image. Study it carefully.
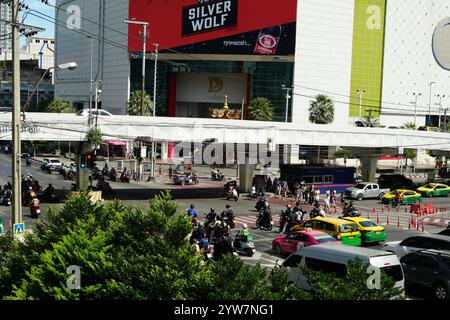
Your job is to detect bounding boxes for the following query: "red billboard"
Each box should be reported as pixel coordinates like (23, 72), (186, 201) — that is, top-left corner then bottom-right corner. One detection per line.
(128, 0), (297, 55)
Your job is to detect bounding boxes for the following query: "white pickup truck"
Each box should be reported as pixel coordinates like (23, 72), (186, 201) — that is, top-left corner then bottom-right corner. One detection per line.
(343, 182), (390, 201)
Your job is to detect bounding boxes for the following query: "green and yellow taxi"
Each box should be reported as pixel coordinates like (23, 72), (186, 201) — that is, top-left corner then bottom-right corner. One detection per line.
(340, 217), (386, 244)
(291, 217), (361, 246)
(416, 183), (450, 198)
(381, 189), (423, 205)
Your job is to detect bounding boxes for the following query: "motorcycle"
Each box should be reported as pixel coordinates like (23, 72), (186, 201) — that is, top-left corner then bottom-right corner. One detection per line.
(342, 207), (361, 217)
(211, 172), (225, 181)
(109, 170), (117, 182)
(226, 189), (239, 201)
(25, 157), (32, 167)
(30, 198), (41, 218)
(233, 233), (256, 257)
(38, 190), (58, 203)
(0, 190), (12, 206)
(246, 192), (258, 200)
(256, 211), (273, 231)
(120, 172), (131, 183)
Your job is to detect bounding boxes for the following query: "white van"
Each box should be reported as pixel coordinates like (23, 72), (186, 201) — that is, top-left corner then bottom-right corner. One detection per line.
(281, 244), (404, 291)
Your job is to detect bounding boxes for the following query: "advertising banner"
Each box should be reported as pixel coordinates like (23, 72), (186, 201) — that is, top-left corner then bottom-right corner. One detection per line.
(128, 0), (297, 55)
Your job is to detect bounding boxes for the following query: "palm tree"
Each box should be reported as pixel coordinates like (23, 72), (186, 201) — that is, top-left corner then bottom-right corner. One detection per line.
(127, 90), (153, 116)
(401, 122), (416, 130)
(309, 94), (334, 124)
(249, 97), (274, 121)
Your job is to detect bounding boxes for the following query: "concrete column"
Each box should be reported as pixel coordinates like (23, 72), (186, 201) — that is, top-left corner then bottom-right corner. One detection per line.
(161, 142), (168, 162)
(360, 156), (378, 182)
(239, 164), (256, 193)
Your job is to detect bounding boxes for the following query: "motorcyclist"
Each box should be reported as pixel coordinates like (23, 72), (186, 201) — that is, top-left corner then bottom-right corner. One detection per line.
(310, 201), (322, 218)
(4, 181), (12, 191)
(187, 204), (198, 221)
(236, 223), (250, 243)
(293, 201), (305, 222)
(109, 167), (117, 181)
(394, 192), (403, 206)
(280, 204), (293, 233)
(342, 201), (356, 217)
(43, 183), (55, 197)
(221, 204), (235, 228)
(251, 185), (257, 198)
(205, 208), (217, 228)
(102, 164), (109, 176)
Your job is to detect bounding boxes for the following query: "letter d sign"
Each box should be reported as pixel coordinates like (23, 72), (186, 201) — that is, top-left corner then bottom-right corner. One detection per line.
(67, 265), (81, 290)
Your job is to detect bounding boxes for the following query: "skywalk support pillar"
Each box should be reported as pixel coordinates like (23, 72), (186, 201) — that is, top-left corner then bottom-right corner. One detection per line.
(360, 156), (378, 182)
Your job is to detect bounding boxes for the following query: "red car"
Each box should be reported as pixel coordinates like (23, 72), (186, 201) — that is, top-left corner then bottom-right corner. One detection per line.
(272, 230), (338, 255)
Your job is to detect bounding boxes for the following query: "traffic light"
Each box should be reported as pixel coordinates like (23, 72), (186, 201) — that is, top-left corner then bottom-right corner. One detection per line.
(80, 155), (87, 168)
(86, 153), (94, 169)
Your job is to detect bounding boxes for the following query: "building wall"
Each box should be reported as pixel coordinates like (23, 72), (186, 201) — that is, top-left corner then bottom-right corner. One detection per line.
(381, 0), (450, 128)
(55, 0), (129, 113)
(0, 3), (12, 52)
(292, 0), (355, 126)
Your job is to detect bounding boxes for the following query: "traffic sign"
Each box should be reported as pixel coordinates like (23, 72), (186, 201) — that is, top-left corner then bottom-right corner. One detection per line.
(13, 223), (25, 236)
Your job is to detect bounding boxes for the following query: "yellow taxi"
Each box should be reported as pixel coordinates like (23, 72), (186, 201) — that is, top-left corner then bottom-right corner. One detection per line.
(416, 183), (450, 198)
(381, 189), (422, 205)
(340, 217), (386, 244)
(291, 217), (361, 246)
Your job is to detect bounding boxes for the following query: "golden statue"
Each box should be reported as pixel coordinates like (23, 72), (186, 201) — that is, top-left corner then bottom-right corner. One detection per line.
(209, 95), (241, 120)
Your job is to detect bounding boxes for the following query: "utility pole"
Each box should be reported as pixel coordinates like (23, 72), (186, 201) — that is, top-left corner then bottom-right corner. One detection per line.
(123, 19), (149, 182)
(88, 36), (93, 126)
(411, 92), (422, 127)
(428, 81), (436, 125)
(149, 43), (158, 182)
(12, 0), (22, 225)
(356, 89), (367, 122)
(281, 85), (293, 123)
(444, 108), (448, 132)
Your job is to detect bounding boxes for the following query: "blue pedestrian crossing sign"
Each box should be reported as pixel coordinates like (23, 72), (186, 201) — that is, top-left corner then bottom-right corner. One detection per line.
(13, 223), (25, 236)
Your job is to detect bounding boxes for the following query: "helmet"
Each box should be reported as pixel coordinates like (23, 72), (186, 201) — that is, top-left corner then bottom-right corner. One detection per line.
(28, 186), (32, 190)
(286, 204), (292, 209)
(190, 204), (195, 209)
(226, 204), (231, 208)
(210, 208), (215, 213)
(319, 210), (325, 216)
(242, 223), (248, 229)
(214, 221), (222, 227)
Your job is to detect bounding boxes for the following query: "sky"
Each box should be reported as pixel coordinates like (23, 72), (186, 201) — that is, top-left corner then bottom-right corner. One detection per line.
(21, 0), (55, 42)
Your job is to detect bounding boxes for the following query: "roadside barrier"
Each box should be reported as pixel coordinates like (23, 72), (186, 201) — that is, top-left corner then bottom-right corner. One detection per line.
(377, 211), (380, 224)
(386, 212), (390, 226)
(397, 216), (400, 228)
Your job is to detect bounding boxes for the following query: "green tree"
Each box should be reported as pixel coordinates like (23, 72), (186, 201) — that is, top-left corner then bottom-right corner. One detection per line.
(0, 192), (306, 300)
(86, 128), (102, 145)
(309, 94), (334, 124)
(127, 90), (153, 116)
(28, 98), (51, 113)
(46, 99), (75, 113)
(249, 97), (274, 121)
(333, 148), (357, 166)
(403, 149), (417, 169)
(299, 258), (404, 300)
(400, 122), (417, 130)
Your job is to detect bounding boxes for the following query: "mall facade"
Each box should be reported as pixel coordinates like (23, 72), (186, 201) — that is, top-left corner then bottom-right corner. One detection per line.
(55, 0), (450, 128)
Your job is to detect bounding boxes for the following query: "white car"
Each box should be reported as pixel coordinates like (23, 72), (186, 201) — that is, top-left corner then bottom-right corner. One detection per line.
(43, 158), (63, 171)
(382, 235), (450, 258)
(76, 109), (113, 116)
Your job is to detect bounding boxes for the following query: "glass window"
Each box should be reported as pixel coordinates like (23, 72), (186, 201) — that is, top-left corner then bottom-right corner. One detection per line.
(400, 237), (433, 249)
(324, 176), (333, 183)
(442, 257), (450, 269)
(303, 176), (313, 184)
(283, 255), (303, 268)
(372, 184), (379, 190)
(305, 257), (347, 277)
(432, 239), (450, 251)
(303, 221), (315, 229)
(404, 191), (415, 196)
(359, 221), (378, 228)
(286, 233), (301, 240)
(380, 265), (404, 282)
(315, 221), (327, 230)
(418, 255), (439, 269)
(326, 223), (336, 232)
(339, 223), (358, 233)
(313, 176), (323, 183)
(401, 253), (420, 265)
(366, 185), (373, 190)
(353, 184), (366, 189)
(436, 185), (447, 189)
(313, 235), (336, 243)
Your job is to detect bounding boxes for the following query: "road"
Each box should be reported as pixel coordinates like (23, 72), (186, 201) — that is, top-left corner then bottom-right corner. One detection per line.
(1, 153), (449, 299)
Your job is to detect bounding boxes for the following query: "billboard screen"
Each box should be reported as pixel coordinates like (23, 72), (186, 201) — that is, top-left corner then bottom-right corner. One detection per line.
(128, 0), (297, 55)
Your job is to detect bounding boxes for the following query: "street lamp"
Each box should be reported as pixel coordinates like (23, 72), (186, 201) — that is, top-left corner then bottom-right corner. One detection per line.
(87, 36), (93, 126)
(22, 62), (78, 119)
(356, 89), (367, 122)
(411, 92), (422, 127)
(428, 81), (436, 125)
(281, 84), (293, 123)
(435, 94), (446, 128)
